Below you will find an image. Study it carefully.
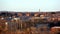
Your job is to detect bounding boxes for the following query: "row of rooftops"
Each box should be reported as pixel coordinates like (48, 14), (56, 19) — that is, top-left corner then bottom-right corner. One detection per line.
(0, 12), (60, 17)
(0, 12), (60, 22)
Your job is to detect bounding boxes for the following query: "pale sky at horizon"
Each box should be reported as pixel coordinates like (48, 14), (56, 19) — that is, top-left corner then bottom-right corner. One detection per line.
(0, 0), (60, 12)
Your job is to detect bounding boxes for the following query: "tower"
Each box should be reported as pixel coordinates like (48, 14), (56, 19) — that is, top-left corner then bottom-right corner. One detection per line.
(39, 9), (40, 12)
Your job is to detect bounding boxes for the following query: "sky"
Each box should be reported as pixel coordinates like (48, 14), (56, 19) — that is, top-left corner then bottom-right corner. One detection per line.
(0, 0), (60, 12)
